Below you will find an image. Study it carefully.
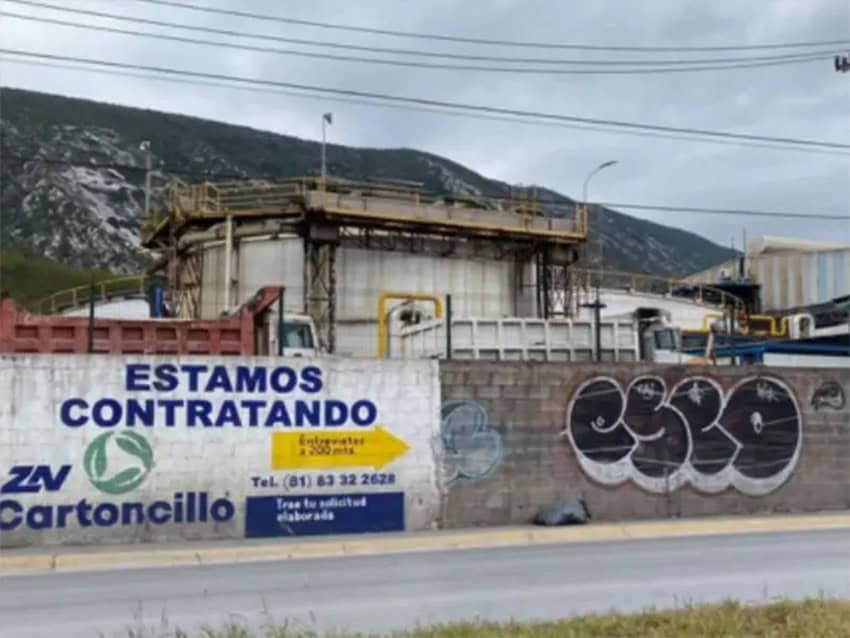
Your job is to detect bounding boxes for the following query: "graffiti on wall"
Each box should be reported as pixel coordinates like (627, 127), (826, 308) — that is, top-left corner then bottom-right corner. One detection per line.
(811, 380), (845, 412)
(441, 400), (503, 483)
(563, 375), (802, 496)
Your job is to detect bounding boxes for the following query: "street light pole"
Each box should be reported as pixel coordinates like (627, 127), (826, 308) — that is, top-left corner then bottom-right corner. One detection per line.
(321, 112), (333, 185)
(139, 140), (152, 219)
(582, 160), (618, 209)
(583, 160), (618, 284)
(582, 159), (618, 362)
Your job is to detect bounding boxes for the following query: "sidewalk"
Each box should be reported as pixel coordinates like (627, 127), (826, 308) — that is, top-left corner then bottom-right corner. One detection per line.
(2, 510), (848, 574)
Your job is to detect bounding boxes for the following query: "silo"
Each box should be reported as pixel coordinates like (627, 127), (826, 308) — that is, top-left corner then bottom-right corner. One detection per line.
(198, 236), (537, 357)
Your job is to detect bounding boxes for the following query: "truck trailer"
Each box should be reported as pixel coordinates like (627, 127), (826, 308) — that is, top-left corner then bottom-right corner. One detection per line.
(0, 287), (318, 357)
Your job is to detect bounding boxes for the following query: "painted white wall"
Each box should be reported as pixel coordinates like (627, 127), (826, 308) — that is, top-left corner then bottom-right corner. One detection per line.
(0, 355), (441, 547)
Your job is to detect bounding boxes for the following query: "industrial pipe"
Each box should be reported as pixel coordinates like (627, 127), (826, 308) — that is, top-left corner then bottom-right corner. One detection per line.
(224, 215), (234, 311)
(376, 292), (444, 358)
(176, 218), (305, 247)
(699, 311), (789, 337)
(277, 286), (285, 356)
(445, 294), (453, 360)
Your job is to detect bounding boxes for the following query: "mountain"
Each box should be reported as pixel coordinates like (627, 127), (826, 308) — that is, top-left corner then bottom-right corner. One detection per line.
(0, 87), (735, 278)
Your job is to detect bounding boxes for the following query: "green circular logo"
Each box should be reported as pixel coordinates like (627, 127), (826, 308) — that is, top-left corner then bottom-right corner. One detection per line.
(83, 431), (154, 494)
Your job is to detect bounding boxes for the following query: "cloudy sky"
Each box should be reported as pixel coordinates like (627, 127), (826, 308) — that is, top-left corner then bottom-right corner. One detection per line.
(1, 0), (849, 248)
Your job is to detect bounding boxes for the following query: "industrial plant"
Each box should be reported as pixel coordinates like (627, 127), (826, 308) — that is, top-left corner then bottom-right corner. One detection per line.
(3, 173), (847, 368)
(141, 175), (588, 357)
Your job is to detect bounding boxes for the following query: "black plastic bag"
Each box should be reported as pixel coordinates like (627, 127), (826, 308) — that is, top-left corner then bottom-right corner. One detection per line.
(533, 498), (591, 526)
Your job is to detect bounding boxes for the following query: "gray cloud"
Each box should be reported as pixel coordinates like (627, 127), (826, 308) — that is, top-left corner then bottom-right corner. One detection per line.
(1, 0), (848, 247)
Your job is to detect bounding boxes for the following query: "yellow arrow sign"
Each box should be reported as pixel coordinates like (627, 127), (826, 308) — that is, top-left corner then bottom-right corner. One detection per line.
(270, 427), (410, 470)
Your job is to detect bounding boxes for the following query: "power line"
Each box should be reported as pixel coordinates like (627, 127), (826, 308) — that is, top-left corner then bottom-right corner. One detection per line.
(2, 49), (848, 153)
(132, 0), (850, 53)
(0, 10), (835, 75)
(5, 0), (844, 67)
(6, 152), (849, 221)
(7, 55), (848, 158)
(600, 203), (850, 221)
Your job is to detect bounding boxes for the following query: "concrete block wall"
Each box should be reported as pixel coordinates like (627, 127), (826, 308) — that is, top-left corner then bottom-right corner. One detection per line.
(439, 362), (850, 528)
(0, 355), (441, 548)
(2, 354), (847, 548)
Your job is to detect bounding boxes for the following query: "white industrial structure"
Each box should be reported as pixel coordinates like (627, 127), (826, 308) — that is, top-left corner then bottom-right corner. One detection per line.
(141, 176), (592, 358)
(196, 231), (538, 357)
(135, 175), (753, 359)
(686, 235), (850, 313)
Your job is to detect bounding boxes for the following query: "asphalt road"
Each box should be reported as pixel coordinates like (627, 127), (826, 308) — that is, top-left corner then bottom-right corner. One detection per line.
(2, 529), (849, 638)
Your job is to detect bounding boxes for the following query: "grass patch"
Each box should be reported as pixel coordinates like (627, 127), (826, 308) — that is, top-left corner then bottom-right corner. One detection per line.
(121, 599), (850, 638)
(0, 249), (114, 310)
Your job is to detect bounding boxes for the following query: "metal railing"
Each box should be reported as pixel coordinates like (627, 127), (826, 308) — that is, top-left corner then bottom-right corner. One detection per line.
(36, 276), (156, 315)
(570, 267), (747, 313)
(143, 175), (588, 244)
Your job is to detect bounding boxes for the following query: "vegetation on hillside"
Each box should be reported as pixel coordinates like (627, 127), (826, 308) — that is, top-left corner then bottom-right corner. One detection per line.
(1, 87), (737, 277)
(0, 248), (115, 310)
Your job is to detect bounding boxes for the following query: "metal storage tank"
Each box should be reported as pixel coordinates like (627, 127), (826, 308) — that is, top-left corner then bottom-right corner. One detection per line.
(200, 234), (304, 319)
(199, 236), (537, 356)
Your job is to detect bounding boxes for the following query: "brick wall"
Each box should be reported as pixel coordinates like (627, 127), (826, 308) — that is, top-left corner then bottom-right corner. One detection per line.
(439, 362), (850, 527)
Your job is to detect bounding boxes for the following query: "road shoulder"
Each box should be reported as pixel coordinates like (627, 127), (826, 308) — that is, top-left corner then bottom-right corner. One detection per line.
(2, 510), (848, 575)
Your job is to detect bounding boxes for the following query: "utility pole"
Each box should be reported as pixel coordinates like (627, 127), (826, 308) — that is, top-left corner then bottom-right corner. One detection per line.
(835, 54), (850, 73)
(581, 297), (608, 362)
(139, 140), (152, 219)
(321, 112), (333, 185)
(87, 276), (96, 354)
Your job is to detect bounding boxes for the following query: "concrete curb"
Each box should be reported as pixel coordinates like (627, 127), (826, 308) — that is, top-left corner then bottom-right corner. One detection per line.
(2, 513), (849, 575)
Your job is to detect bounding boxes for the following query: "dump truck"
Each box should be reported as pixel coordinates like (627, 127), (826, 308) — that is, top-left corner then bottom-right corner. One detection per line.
(0, 287), (318, 357)
(397, 315), (646, 362)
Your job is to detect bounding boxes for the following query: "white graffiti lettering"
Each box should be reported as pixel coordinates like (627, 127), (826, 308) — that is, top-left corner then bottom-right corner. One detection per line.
(562, 375), (802, 496)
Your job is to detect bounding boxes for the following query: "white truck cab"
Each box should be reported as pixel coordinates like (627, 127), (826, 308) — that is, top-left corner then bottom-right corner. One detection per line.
(260, 312), (320, 357)
(640, 323), (685, 363)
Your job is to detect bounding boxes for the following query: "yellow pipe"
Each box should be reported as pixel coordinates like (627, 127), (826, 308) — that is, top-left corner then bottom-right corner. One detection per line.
(745, 314), (785, 336)
(377, 292), (444, 358)
(700, 312), (788, 337)
(700, 311), (724, 332)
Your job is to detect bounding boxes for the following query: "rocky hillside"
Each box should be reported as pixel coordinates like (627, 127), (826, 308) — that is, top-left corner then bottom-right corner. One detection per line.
(0, 87), (735, 276)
